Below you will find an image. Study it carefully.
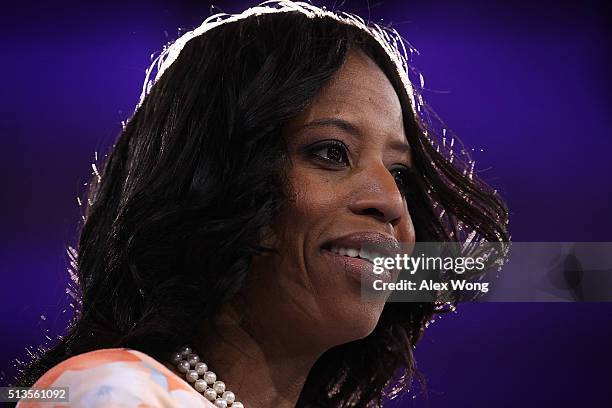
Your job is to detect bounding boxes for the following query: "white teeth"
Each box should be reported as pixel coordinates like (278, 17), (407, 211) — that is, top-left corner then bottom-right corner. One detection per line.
(330, 246), (358, 258)
(358, 248), (369, 260)
(328, 246), (385, 263)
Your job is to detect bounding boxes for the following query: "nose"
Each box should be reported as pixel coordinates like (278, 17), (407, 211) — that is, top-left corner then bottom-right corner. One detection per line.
(348, 162), (406, 227)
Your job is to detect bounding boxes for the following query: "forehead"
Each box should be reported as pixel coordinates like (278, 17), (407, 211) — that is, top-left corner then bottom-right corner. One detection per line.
(300, 50), (406, 142)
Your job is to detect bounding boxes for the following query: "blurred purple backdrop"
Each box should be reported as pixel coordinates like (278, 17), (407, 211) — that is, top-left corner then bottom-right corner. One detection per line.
(1, 0), (611, 406)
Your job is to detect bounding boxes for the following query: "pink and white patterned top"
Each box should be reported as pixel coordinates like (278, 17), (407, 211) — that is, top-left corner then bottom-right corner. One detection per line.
(16, 348), (216, 408)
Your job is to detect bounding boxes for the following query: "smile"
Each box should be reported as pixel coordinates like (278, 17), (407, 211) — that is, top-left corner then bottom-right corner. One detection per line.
(325, 246), (387, 265)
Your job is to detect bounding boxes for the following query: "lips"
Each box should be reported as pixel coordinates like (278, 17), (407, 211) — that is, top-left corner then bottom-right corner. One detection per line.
(320, 231), (401, 262)
(320, 231), (401, 289)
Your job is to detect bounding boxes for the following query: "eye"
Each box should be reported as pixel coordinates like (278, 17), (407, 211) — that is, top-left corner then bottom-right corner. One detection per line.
(308, 140), (350, 166)
(390, 166), (415, 196)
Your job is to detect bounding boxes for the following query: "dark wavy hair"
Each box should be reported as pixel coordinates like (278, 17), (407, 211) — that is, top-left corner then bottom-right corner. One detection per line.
(14, 3), (508, 407)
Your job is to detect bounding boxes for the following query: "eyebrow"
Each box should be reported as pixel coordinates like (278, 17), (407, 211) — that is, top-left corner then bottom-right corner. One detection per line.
(300, 117), (361, 135)
(299, 117), (412, 154)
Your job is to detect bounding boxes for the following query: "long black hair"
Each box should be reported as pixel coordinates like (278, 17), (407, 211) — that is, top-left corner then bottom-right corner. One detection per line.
(14, 2), (509, 407)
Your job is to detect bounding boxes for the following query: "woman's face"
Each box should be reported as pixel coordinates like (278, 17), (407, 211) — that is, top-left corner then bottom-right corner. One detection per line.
(243, 50), (415, 349)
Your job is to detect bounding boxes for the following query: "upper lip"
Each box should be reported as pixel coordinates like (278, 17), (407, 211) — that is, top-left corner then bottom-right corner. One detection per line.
(321, 231), (401, 259)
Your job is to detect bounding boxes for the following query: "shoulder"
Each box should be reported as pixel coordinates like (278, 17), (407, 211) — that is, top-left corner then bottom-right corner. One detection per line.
(17, 348), (215, 408)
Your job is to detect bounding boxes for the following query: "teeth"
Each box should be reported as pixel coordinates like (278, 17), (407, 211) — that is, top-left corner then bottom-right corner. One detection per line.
(359, 248), (370, 260)
(346, 248), (358, 257)
(328, 246), (385, 263)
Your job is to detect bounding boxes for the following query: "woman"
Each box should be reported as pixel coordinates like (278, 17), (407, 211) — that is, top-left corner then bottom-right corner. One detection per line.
(14, 1), (508, 407)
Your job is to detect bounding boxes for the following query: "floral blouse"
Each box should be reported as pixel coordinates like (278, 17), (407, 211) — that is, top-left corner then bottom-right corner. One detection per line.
(16, 348), (215, 407)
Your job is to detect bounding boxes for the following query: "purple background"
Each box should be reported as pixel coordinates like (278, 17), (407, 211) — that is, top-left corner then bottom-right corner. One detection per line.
(1, 0), (611, 406)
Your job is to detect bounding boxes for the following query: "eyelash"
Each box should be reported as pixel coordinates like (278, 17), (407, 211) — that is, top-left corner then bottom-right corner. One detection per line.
(308, 140), (350, 166)
(390, 166), (416, 197)
(306, 140), (415, 196)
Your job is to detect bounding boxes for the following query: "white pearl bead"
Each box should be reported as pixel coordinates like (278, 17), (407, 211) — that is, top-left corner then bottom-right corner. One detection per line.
(186, 369), (199, 383)
(204, 388), (218, 401)
(213, 380), (225, 394)
(222, 391), (235, 404)
(175, 346), (242, 407)
(177, 360), (190, 373)
(171, 352), (183, 364)
(214, 398), (228, 408)
(195, 362), (208, 375)
(204, 371), (217, 385)
(194, 379), (207, 392)
(188, 354), (200, 367)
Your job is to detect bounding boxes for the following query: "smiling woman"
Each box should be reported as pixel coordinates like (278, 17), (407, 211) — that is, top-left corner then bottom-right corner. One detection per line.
(12, 1), (508, 408)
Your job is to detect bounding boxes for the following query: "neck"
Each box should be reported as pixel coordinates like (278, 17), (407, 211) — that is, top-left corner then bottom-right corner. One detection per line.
(194, 302), (324, 408)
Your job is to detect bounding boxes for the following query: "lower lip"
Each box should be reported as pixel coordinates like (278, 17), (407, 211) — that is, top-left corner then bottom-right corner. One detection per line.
(321, 250), (394, 290)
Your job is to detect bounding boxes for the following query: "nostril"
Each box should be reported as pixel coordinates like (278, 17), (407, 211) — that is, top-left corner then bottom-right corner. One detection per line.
(361, 207), (385, 218)
(349, 191), (405, 225)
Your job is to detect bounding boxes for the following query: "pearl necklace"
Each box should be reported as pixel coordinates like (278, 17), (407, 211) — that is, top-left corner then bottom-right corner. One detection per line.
(171, 346), (244, 408)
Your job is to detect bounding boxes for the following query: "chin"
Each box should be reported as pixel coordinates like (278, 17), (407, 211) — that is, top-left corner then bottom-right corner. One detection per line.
(324, 299), (385, 346)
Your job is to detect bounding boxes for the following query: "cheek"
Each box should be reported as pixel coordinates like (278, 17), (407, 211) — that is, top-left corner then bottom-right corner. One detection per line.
(399, 205), (416, 243)
(281, 168), (344, 233)
(258, 167), (340, 260)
